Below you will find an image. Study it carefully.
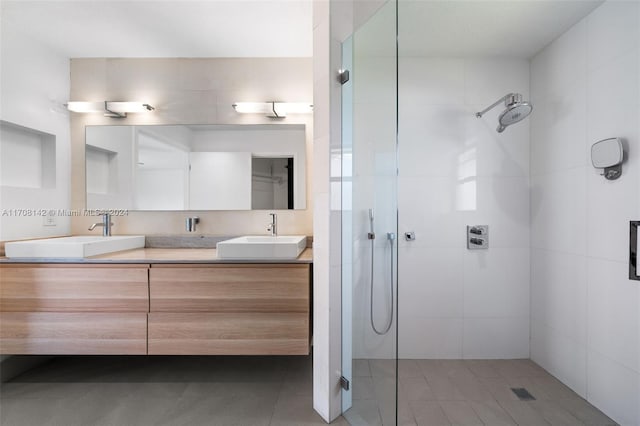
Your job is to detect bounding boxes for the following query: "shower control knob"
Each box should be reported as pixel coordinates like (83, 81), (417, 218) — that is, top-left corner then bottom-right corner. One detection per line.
(467, 225), (489, 249)
(404, 232), (416, 241)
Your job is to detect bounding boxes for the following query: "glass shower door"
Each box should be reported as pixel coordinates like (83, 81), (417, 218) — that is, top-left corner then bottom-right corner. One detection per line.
(341, 1), (398, 425)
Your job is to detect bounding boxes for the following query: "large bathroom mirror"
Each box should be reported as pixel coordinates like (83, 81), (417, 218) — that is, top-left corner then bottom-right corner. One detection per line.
(85, 124), (306, 211)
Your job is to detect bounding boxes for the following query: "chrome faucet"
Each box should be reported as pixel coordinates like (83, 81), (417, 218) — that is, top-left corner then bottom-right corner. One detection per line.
(88, 213), (113, 236)
(267, 213), (277, 237)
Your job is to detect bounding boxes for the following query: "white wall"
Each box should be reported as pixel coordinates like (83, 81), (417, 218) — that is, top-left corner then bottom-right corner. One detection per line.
(189, 152), (252, 210)
(0, 20), (71, 241)
(392, 56), (532, 360)
(314, 0), (386, 421)
(350, 0), (398, 361)
(530, 2), (640, 425)
(346, 5), (532, 362)
(313, 1), (338, 421)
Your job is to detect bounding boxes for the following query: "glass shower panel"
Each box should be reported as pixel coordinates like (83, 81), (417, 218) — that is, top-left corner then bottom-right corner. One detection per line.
(342, 1), (398, 425)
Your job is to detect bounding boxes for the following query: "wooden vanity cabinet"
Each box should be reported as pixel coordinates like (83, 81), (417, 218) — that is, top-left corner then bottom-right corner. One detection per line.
(0, 261), (312, 356)
(148, 264), (311, 355)
(0, 264), (149, 355)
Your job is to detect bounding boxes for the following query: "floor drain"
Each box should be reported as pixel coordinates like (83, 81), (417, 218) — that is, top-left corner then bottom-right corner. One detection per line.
(511, 387), (536, 401)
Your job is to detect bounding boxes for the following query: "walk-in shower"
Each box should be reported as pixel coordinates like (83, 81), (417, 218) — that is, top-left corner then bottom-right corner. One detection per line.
(475, 92), (533, 133)
(339, 1), (634, 425)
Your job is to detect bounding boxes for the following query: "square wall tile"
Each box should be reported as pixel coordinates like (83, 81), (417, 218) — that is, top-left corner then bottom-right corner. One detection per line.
(399, 57), (465, 106)
(530, 19), (587, 103)
(398, 104), (470, 178)
(530, 320), (587, 398)
(586, 150), (639, 263)
(464, 58), (530, 106)
(106, 58), (180, 92)
(398, 317), (463, 359)
(529, 87), (587, 176)
(463, 248), (530, 318)
(587, 350), (640, 426)
(70, 59), (107, 99)
(586, 0), (640, 71)
(530, 168), (587, 256)
(399, 246), (464, 318)
(463, 317), (530, 359)
(352, 315), (397, 359)
(530, 248), (587, 344)
(475, 177), (530, 248)
(353, 56), (396, 104)
(397, 176), (463, 248)
(466, 107), (530, 178)
(354, 101), (397, 158)
(587, 257), (640, 373)
(352, 245), (395, 322)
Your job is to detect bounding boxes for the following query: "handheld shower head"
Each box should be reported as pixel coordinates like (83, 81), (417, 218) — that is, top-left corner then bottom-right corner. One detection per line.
(476, 93), (533, 133)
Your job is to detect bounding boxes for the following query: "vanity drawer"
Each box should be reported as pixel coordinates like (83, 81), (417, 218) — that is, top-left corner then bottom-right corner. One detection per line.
(148, 312), (309, 355)
(149, 264), (310, 313)
(0, 312), (147, 355)
(0, 264), (149, 312)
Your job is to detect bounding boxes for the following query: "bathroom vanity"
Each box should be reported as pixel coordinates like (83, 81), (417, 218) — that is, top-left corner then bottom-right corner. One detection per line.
(0, 248), (312, 356)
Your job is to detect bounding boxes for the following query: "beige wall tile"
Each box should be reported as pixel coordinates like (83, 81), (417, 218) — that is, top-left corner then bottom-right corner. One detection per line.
(70, 58), (313, 236)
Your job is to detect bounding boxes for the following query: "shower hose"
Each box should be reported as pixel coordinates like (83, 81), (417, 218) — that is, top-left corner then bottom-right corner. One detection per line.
(369, 209), (395, 335)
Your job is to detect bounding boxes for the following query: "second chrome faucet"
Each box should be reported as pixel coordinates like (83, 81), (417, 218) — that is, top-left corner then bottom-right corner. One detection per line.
(267, 213), (277, 237)
(88, 213), (113, 237)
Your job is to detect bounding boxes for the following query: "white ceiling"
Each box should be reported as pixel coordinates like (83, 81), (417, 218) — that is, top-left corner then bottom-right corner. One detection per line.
(399, 1), (604, 58)
(0, 0), (313, 58)
(2, 1), (604, 60)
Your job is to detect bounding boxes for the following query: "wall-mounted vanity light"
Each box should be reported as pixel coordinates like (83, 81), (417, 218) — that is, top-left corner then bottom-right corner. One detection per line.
(232, 102), (313, 118)
(66, 101), (155, 118)
(591, 137), (624, 180)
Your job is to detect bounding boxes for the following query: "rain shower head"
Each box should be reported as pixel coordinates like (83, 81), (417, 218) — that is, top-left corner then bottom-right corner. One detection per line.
(476, 93), (533, 133)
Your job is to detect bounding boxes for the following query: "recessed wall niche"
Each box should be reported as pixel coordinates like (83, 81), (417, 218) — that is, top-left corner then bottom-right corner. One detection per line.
(0, 120), (56, 189)
(85, 145), (117, 195)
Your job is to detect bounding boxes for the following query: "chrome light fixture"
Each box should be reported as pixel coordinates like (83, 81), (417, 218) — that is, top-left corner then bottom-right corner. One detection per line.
(66, 101), (155, 118)
(232, 102), (313, 118)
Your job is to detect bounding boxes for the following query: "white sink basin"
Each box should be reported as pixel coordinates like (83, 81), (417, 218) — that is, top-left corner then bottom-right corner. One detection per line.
(216, 235), (306, 259)
(4, 236), (145, 259)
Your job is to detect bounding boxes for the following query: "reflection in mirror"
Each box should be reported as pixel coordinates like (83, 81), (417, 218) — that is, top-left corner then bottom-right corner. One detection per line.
(252, 157), (293, 209)
(85, 124), (306, 211)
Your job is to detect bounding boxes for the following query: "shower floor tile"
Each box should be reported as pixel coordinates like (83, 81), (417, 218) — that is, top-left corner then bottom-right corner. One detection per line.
(343, 359), (618, 426)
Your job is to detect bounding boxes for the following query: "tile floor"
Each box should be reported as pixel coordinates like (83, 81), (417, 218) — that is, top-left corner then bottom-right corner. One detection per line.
(0, 355), (346, 426)
(0, 357), (618, 426)
(344, 359), (618, 426)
